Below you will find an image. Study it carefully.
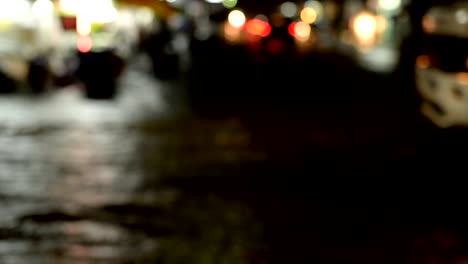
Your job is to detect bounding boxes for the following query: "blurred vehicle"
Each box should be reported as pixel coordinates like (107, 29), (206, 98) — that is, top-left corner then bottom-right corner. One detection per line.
(55, 0), (137, 99)
(415, 1), (468, 127)
(0, 0), (60, 92)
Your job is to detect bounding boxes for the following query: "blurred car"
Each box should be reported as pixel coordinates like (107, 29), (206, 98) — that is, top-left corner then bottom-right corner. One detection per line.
(0, 0), (60, 92)
(415, 1), (468, 127)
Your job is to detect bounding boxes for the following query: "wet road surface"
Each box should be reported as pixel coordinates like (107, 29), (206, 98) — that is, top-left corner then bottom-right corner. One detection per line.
(1, 49), (468, 264)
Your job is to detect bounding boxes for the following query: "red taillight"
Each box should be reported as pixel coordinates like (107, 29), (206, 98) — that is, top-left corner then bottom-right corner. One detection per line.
(288, 21), (297, 37)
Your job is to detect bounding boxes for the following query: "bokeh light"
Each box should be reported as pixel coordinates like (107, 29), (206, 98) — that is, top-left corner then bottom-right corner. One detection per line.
(280, 2), (297, 18)
(246, 19), (271, 37)
(351, 11), (377, 48)
(378, 0), (401, 12)
(0, 0), (31, 21)
(32, 0), (54, 17)
(300, 7), (318, 24)
(77, 36), (93, 53)
(224, 21), (241, 42)
(228, 10), (246, 28)
(294, 21), (311, 40)
(77, 15), (92, 36)
(59, 0), (79, 15)
(422, 15), (436, 33)
(223, 0), (237, 9)
(288, 21), (297, 37)
(304, 1), (323, 22)
(457, 72), (468, 85)
(416, 55), (430, 69)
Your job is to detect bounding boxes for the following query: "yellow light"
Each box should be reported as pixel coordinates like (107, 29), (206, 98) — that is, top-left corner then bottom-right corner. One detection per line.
(77, 15), (92, 36)
(32, 0), (54, 17)
(228, 9), (246, 28)
(300, 7), (317, 24)
(59, 0), (79, 15)
(68, 0), (118, 24)
(376, 15), (387, 33)
(351, 12), (377, 48)
(294, 21), (311, 40)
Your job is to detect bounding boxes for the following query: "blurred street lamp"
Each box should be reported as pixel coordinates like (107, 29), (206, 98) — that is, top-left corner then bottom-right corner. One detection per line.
(351, 11), (378, 49)
(300, 7), (318, 24)
(280, 2), (298, 18)
(228, 9), (246, 28)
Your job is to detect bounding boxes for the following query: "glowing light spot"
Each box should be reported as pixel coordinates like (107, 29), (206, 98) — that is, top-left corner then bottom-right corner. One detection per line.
(224, 21), (241, 42)
(77, 36), (93, 53)
(456, 9), (468, 24)
(294, 21), (311, 40)
(422, 15), (436, 33)
(223, 0), (237, 9)
(457, 73), (468, 85)
(416, 55), (430, 69)
(351, 11), (377, 48)
(378, 0), (401, 12)
(376, 15), (387, 33)
(77, 15), (92, 36)
(246, 19), (271, 37)
(304, 1), (323, 21)
(280, 2), (297, 18)
(59, 0), (79, 15)
(228, 10), (246, 28)
(288, 21), (297, 37)
(300, 7), (317, 24)
(32, 0), (54, 17)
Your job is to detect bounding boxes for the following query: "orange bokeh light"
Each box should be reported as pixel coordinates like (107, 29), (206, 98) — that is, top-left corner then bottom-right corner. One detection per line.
(416, 55), (430, 69)
(246, 19), (271, 37)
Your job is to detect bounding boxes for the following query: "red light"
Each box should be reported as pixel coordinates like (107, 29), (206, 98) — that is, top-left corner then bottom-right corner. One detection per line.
(246, 19), (271, 37)
(77, 36), (93, 53)
(288, 22), (297, 37)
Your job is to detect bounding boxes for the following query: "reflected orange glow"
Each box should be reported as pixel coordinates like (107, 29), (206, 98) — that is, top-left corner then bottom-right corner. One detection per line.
(457, 72), (468, 85)
(422, 15), (436, 33)
(376, 15), (387, 33)
(224, 21), (241, 42)
(416, 55), (430, 68)
(246, 19), (271, 37)
(77, 36), (93, 53)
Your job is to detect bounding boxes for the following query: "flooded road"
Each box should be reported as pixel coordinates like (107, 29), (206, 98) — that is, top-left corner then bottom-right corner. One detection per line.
(1, 52), (468, 264)
(0, 67), (175, 263)
(0, 59), (268, 263)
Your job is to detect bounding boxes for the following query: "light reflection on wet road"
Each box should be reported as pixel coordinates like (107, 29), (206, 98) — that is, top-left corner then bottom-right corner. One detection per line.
(0, 62), (265, 263)
(0, 67), (182, 263)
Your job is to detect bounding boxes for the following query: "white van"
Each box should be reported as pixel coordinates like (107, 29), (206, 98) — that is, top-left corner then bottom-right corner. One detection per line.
(415, 1), (468, 127)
